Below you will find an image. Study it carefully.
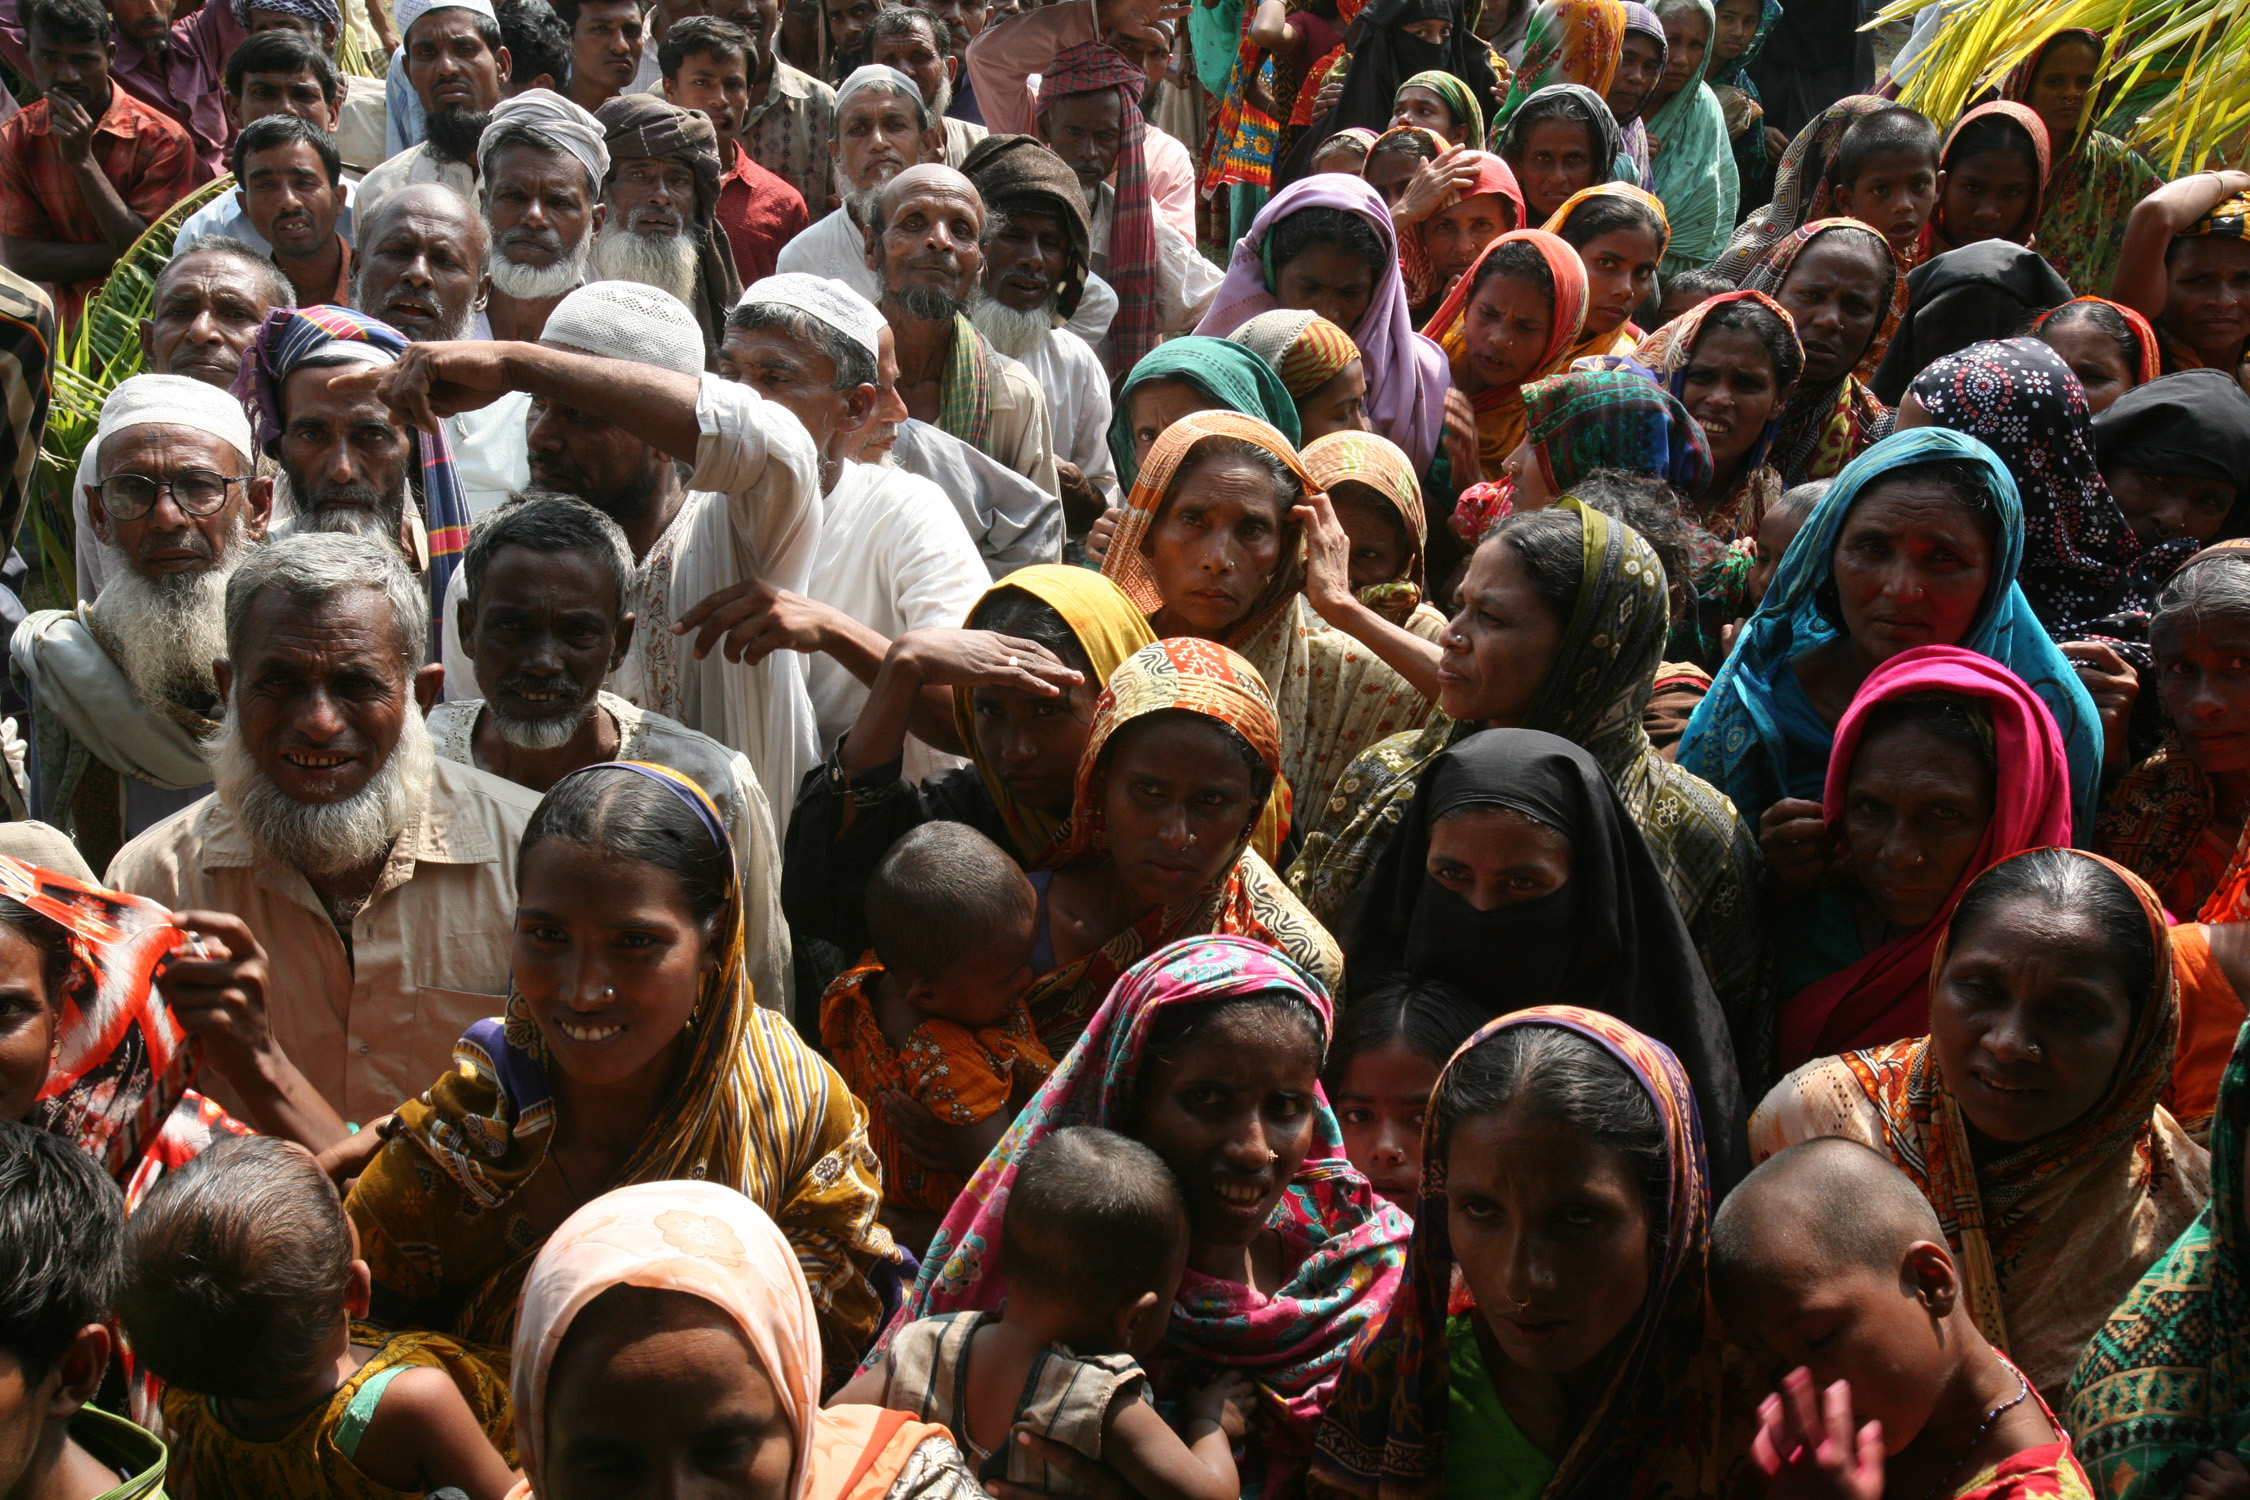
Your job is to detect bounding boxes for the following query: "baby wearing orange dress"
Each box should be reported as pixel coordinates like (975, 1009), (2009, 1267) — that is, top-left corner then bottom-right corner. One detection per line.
(819, 822), (1052, 1247)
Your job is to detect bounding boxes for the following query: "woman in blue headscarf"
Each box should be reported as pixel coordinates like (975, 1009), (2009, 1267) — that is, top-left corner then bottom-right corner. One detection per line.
(1679, 427), (2104, 847)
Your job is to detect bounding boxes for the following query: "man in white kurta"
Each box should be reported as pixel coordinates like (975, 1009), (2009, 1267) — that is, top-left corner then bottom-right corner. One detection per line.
(416, 279), (825, 812)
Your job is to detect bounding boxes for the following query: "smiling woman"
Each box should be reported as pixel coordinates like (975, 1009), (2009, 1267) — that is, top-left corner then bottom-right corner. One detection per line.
(893, 935), (1409, 1500)
(1750, 847), (2211, 1405)
(346, 762), (907, 1380)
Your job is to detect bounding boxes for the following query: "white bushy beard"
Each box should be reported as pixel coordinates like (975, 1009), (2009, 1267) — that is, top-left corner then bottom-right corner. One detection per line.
(486, 693), (598, 750)
(487, 228), (594, 301)
(968, 287), (1051, 359)
(92, 515), (248, 713)
(590, 222), (700, 309)
(210, 694), (433, 876)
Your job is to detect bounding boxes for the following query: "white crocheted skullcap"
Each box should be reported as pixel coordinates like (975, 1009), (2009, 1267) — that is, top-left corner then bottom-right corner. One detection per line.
(396, 0), (497, 41)
(540, 280), (706, 378)
(97, 373), (255, 466)
(835, 64), (924, 118)
(480, 88), (610, 189)
(738, 274), (885, 362)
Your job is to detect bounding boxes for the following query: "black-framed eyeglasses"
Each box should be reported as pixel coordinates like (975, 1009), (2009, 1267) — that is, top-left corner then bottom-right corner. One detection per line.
(94, 470), (248, 520)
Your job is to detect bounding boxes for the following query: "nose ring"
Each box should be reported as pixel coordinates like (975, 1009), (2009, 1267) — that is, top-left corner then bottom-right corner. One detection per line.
(1265, 1149), (1278, 1163)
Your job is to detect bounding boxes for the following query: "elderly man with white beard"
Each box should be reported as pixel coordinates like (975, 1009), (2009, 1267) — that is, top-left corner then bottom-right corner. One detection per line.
(696, 273), (986, 782)
(591, 93), (743, 353)
(107, 530), (542, 1141)
(476, 88), (607, 342)
(14, 376), (273, 872)
(773, 65), (938, 306)
(411, 280), (824, 812)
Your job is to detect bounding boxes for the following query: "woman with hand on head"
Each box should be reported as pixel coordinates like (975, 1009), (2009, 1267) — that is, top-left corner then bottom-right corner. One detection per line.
(895, 935), (1411, 1500)
(1376, 139), (1525, 324)
(1751, 846), (2211, 1407)
(1010, 637), (1342, 1053)
(348, 763), (906, 1382)
(1764, 647), (2074, 1074)
(783, 567), (1150, 959)
(1301, 429), (1450, 642)
(2113, 173), (2250, 388)
(1315, 1007), (1747, 1499)
(1679, 427), (2106, 844)
(1101, 413), (1431, 819)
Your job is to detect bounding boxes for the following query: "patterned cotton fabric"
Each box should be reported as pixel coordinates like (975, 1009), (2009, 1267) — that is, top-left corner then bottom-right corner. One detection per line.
(1632, 288), (1801, 542)
(1522, 366), (1713, 496)
(1422, 228), (1590, 472)
(1737, 219), (1896, 484)
(2001, 30), (2163, 296)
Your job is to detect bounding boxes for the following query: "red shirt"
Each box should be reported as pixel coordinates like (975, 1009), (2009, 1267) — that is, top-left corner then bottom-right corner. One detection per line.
(717, 138), (810, 285)
(0, 88), (197, 324)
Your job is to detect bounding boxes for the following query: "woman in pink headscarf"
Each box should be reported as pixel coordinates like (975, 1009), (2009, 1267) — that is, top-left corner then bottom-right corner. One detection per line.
(1196, 174), (1451, 476)
(1767, 645), (2075, 1073)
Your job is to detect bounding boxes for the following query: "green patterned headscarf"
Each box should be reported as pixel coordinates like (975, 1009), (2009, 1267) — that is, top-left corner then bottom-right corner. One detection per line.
(1396, 69), (1486, 148)
(2067, 1021), (2250, 1499)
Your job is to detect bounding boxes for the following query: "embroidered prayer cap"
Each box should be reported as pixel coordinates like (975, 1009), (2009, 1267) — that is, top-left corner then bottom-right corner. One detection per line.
(229, 0), (342, 36)
(395, 0), (496, 38)
(96, 374), (256, 467)
(738, 274), (885, 363)
(480, 88), (610, 190)
(541, 281), (707, 378)
(834, 64), (924, 118)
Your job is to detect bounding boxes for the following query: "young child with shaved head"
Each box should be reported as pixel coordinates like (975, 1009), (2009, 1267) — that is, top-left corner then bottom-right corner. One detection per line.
(1710, 1137), (2096, 1500)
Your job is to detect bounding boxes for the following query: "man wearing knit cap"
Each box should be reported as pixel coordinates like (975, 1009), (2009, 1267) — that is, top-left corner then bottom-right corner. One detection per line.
(399, 279), (825, 810)
(593, 93), (743, 352)
(962, 132), (1117, 515)
(703, 273), (986, 779)
(865, 163), (1056, 498)
(360, 0), (511, 219)
(476, 87), (607, 341)
(14, 374), (272, 869)
(775, 64), (940, 305)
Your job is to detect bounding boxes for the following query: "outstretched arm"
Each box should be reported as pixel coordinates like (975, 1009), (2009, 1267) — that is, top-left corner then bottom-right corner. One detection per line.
(352, 341), (705, 461)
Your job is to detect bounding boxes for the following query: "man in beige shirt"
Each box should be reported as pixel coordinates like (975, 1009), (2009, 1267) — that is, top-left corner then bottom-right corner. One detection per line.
(109, 530), (541, 1133)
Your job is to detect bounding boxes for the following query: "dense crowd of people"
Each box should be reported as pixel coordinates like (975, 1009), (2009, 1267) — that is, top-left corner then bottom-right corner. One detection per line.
(1, 0), (2249, 1493)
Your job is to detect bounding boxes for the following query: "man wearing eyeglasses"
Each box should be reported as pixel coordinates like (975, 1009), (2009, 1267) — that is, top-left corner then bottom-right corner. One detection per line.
(11, 373), (272, 870)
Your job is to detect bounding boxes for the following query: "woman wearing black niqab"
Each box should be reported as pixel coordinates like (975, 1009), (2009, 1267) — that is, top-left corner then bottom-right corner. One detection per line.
(1274, 0), (1502, 186)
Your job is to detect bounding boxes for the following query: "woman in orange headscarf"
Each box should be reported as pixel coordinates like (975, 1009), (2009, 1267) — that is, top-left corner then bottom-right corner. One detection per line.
(1420, 227), (1589, 486)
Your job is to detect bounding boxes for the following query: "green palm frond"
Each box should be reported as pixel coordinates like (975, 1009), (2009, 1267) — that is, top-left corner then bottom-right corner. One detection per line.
(1867, 0), (2243, 175)
(29, 174), (234, 601)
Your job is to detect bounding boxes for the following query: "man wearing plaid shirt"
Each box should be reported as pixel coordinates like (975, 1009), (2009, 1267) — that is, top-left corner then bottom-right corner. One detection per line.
(0, 0), (196, 326)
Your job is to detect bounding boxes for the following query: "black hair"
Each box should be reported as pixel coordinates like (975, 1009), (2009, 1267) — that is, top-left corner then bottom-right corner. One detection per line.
(224, 28), (342, 105)
(1828, 105), (1941, 190)
(1102, 708), (1277, 815)
(1570, 469), (1698, 620)
(867, 5), (943, 50)
(1943, 109), (2040, 180)
(461, 491), (636, 623)
(230, 112), (343, 187)
(520, 766), (732, 938)
(1140, 991), (1325, 1080)
(1945, 847), (2157, 1014)
(405, 4), (506, 55)
(1697, 295), (1804, 395)
(0, 898), (75, 1015)
(1811, 456), (1998, 628)
(0, 1119), (124, 1384)
(968, 588), (1095, 678)
(1551, 192), (1666, 252)
(1321, 976), (1484, 1094)
(1503, 91), (1599, 163)
(726, 299), (879, 389)
(1158, 434), (1304, 533)
(1267, 206), (1388, 284)
(1850, 690), (1996, 787)
(1366, 128), (1443, 169)
(1000, 1127), (1189, 1308)
(866, 821), (1035, 980)
(1486, 505), (1584, 622)
(659, 14), (752, 75)
(1660, 266), (1732, 307)
(1710, 1136), (1946, 1285)
(1769, 478), (1831, 526)
(2151, 549), (2250, 648)
(1468, 235), (1554, 305)
(1431, 1023), (1668, 1242)
(2033, 298), (2143, 369)
(23, 0), (105, 45)
(116, 1135), (350, 1400)
(498, 0), (572, 87)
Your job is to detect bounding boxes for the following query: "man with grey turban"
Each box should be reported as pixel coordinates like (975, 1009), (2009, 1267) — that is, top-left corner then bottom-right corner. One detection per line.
(592, 93), (744, 351)
(13, 375), (272, 870)
(401, 280), (824, 810)
(775, 65), (940, 306)
(703, 273), (986, 780)
(477, 88), (607, 341)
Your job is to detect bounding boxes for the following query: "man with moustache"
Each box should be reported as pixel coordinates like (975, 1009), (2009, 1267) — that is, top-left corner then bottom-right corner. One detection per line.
(476, 89), (607, 341)
(232, 115), (352, 306)
(351, 183), (531, 519)
(866, 162), (1054, 496)
(774, 64), (937, 304)
(430, 491), (794, 1012)
(14, 376), (272, 870)
(73, 240), (288, 601)
(593, 93), (743, 351)
(864, 9), (985, 165)
(174, 31), (362, 255)
(360, 0), (510, 219)
(552, 0), (642, 112)
(107, 530), (540, 1138)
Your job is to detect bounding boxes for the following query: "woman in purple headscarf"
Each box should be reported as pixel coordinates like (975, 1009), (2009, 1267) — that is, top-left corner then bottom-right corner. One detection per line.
(1195, 175), (1451, 478)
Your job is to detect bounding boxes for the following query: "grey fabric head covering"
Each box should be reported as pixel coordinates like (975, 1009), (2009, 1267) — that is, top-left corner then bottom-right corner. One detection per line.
(479, 88), (610, 191)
